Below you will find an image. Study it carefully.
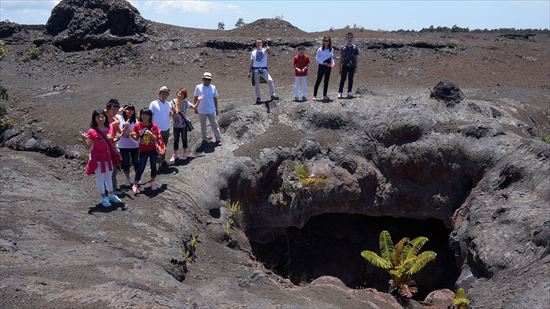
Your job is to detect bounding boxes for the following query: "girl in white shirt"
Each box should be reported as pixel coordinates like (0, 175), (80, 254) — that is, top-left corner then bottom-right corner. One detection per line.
(313, 36), (335, 102)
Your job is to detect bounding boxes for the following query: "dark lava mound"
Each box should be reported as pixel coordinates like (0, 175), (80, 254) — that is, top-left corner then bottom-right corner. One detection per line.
(46, 0), (147, 51)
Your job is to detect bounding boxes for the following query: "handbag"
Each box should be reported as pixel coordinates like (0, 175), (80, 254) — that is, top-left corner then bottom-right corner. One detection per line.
(179, 111), (194, 131)
(94, 127), (122, 166)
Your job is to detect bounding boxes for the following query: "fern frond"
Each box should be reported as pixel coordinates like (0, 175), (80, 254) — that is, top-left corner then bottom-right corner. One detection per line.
(453, 288), (470, 306)
(393, 237), (409, 266)
(379, 230), (394, 262)
(293, 164), (309, 179)
(402, 236), (429, 262)
(405, 251), (437, 275)
(361, 250), (391, 269)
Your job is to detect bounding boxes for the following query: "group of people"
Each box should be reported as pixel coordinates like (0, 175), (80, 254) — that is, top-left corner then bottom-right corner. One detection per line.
(83, 32), (360, 207)
(82, 73), (222, 207)
(250, 32), (360, 103)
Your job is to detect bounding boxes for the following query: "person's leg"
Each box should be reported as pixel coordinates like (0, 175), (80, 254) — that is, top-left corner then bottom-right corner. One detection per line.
(135, 151), (147, 183)
(323, 67), (332, 97)
(199, 113), (208, 143)
(264, 70), (276, 97)
(313, 65), (324, 97)
(348, 66), (355, 95)
(110, 165), (118, 193)
(294, 77), (300, 99)
(159, 130), (170, 164)
(253, 70), (261, 99)
(338, 66), (348, 94)
(182, 126), (189, 155)
(173, 128), (181, 152)
(120, 148), (130, 177)
(208, 113), (222, 142)
(95, 164), (107, 197)
(302, 76), (308, 99)
(130, 148), (139, 176)
(149, 151), (158, 180)
(104, 168), (114, 193)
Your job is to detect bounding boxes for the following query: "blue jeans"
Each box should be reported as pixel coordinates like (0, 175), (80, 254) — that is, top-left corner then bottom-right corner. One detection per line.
(135, 150), (157, 182)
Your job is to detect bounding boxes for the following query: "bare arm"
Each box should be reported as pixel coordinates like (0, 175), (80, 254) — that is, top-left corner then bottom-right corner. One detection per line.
(194, 96), (199, 114)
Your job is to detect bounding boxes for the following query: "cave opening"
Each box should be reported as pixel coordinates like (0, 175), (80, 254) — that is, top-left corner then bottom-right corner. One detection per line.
(249, 213), (460, 300)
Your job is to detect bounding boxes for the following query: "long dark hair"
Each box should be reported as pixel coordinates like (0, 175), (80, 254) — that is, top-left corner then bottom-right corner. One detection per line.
(322, 36), (332, 50)
(139, 107), (153, 124)
(90, 110), (108, 128)
(122, 104), (136, 124)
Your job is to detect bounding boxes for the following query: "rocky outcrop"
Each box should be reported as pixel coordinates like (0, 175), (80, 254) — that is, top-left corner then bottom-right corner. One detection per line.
(46, 0), (147, 51)
(220, 86), (549, 308)
(430, 80), (465, 106)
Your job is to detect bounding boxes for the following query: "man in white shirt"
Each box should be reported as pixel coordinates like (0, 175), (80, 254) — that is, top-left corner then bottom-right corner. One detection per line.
(149, 86), (172, 168)
(247, 38), (279, 104)
(194, 72), (222, 146)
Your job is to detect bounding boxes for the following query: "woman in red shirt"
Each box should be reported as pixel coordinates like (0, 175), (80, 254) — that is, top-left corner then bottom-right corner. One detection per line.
(131, 108), (163, 193)
(82, 110), (123, 207)
(293, 46), (310, 102)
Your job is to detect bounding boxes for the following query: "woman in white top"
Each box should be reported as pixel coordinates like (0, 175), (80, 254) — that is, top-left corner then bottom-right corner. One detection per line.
(118, 104), (140, 187)
(313, 36), (335, 101)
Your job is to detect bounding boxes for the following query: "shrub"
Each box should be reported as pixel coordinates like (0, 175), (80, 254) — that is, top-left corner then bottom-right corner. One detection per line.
(437, 46), (457, 54)
(183, 235), (198, 263)
(81, 42), (91, 50)
(360, 230), (437, 298)
(0, 40), (7, 60)
(293, 164), (329, 190)
(126, 41), (133, 49)
(537, 132), (550, 144)
(235, 18), (245, 28)
(453, 288), (470, 309)
(217, 22), (225, 30)
(21, 44), (40, 62)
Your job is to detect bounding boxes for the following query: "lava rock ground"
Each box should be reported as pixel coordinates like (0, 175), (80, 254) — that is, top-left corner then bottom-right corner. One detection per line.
(0, 7), (549, 309)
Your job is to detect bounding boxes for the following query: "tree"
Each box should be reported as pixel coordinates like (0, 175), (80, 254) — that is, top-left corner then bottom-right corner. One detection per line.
(360, 230), (437, 298)
(217, 22), (225, 30)
(235, 18), (245, 28)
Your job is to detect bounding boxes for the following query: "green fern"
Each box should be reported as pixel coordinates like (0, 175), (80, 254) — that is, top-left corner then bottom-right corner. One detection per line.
(293, 164), (309, 179)
(379, 230), (394, 261)
(360, 230), (437, 298)
(453, 288), (470, 309)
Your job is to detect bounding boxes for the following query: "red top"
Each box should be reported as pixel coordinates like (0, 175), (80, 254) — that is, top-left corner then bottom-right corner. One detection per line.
(85, 125), (116, 176)
(132, 122), (161, 152)
(293, 54), (310, 76)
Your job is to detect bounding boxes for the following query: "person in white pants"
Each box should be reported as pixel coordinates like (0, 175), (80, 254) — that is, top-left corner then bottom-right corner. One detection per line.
(194, 72), (222, 146)
(293, 46), (310, 101)
(248, 38), (279, 104)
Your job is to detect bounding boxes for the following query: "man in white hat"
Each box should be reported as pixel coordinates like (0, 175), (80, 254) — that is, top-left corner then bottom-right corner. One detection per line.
(194, 72), (222, 146)
(149, 86), (172, 168)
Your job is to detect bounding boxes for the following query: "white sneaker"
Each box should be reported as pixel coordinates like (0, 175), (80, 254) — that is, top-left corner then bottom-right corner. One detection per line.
(337, 93), (343, 99)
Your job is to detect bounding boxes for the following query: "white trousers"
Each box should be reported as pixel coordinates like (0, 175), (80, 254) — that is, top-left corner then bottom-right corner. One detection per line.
(253, 69), (276, 98)
(294, 76), (308, 98)
(95, 162), (113, 195)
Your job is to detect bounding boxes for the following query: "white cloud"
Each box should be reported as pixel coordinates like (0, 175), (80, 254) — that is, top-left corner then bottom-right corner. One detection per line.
(142, 0), (239, 14)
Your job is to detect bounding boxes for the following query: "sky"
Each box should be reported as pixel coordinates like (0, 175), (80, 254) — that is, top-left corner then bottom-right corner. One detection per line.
(0, 0), (549, 32)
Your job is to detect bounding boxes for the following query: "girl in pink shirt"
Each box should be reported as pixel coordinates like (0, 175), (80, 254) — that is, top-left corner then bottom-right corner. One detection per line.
(82, 110), (123, 207)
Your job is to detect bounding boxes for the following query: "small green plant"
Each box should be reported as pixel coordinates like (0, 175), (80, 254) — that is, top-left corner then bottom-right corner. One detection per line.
(0, 86), (7, 100)
(293, 164), (329, 190)
(437, 46), (457, 54)
(453, 288), (470, 309)
(126, 41), (133, 49)
(536, 132), (550, 144)
(81, 42), (91, 50)
(20, 44), (40, 61)
(0, 40), (7, 60)
(183, 235), (198, 263)
(228, 201), (241, 227)
(360, 230), (437, 298)
(225, 220), (233, 241)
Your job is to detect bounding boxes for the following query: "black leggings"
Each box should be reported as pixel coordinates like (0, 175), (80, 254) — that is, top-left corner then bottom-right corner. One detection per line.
(120, 148), (139, 174)
(135, 150), (157, 182)
(338, 65), (356, 94)
(173, 127), (188, 151)
(314, 64), (331, 97)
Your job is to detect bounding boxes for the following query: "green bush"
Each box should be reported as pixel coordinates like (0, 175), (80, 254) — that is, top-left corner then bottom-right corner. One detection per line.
(0, 40), (7, 60)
